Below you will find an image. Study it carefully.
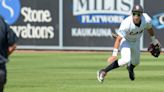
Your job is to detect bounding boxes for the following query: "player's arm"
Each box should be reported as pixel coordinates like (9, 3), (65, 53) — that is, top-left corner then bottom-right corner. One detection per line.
(107, 19), (127, 63)
(108, 35), (122, 63)
(147, 28), (161, 57)
(3, 19), (18, 56)
(147, 28), (154, 36)
(144, 13), (160, 45)
(147, 28), (160, 45)
(8, 44), (17, 56)
(113, 35), (122, 54)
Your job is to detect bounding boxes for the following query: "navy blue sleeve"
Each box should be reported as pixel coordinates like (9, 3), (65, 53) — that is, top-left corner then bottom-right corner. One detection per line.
(2, 19), (18, 46)
(7, 27), (18, 46)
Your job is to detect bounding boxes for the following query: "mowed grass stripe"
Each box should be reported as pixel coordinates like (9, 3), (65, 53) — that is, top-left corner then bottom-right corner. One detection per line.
(5, 52), (164, 92)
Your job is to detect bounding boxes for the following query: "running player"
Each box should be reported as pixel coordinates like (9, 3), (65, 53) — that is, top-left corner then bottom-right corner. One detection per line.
(97, 4), (160, 82)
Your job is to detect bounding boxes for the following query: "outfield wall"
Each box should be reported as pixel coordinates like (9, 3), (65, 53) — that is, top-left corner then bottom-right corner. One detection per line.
(1, 0), (164, 51)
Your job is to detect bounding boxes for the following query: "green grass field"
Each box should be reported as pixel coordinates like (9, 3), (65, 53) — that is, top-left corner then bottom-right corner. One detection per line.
(5, 51), (164, 92)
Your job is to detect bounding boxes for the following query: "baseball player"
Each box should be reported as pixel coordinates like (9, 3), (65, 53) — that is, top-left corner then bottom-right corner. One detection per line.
(97, 4), (161, 82)
(0, 16), (18, 92)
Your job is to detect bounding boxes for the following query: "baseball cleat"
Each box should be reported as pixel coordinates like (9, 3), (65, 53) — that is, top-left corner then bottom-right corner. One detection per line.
(127, 66), (135, 81)
(97, 70), (106, 83)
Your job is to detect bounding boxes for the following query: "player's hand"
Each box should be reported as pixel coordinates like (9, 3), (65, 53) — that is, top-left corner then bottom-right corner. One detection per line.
(107, 56), (117, 64)
(152, 39), (160, 45)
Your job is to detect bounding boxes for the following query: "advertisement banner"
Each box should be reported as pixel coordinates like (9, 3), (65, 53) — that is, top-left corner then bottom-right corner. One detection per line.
(63, 0), (142, 47)
(0, 0), (59, 46)
(2, 0), (162, 50)
(143, 0), (164, 48)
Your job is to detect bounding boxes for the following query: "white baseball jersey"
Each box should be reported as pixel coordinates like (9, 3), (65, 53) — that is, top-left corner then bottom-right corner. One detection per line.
(116, 13), (153, 66)
(117, 13), (152, 42)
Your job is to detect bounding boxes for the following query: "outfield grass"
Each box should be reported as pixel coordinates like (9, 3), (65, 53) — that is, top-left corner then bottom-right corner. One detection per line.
(5, 51), (164, 92)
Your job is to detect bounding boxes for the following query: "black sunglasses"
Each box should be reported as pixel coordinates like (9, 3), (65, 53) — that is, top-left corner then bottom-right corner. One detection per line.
(132, 12), (142, 17)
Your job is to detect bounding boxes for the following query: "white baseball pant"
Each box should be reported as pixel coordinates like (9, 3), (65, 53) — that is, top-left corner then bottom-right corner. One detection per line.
(118, 38), (140, 66)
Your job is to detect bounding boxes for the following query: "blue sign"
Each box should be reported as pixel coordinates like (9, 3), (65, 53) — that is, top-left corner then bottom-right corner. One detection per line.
(152, 13), (164, 30)
(0, 0), (21, 25)
(76, 14), (128, 24)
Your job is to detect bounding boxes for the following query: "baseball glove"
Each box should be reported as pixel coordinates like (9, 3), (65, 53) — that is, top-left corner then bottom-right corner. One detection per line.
(148, 43), (161, 57)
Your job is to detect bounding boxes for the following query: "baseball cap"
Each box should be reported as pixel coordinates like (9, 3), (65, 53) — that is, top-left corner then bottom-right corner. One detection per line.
(132, 4), (143, 13)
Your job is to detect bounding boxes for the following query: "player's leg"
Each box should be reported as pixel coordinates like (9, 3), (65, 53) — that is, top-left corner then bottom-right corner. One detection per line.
(127, 40), (140, 81)
(97, 59), (119, 82)
(0, 64), (7, 92)
(127, 62), (136, 80)
(131, 40), (140, 66)
(97, 39), (131, 82)
(102, 46), (132, 72)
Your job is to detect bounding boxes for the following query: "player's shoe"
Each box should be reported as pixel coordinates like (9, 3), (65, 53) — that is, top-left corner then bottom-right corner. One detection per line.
(97, 70), (106, 83)
(127, 66), (135, 81)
